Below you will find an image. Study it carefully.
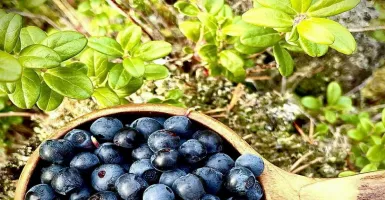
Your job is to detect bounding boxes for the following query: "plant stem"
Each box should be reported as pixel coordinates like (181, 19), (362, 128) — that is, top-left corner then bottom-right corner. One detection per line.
(349, 26), (385, 32)
(0, 112), (45, 118)
(8, 10), (61, 30)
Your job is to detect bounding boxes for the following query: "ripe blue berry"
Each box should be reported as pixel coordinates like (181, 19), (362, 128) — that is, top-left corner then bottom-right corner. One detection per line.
(152, 117), (167, 126)
(132, 144), (153, 160)
(115, 173), (148, 200)
(69, 186), (92, 200)
(70, 152), (100, 172)
(64, 129), (94, 150)
(205, 153), (234, 174)
(143, 184), (175, 200)
(235, 154), (264, 177)
(129, 159), (160, 184)
(172, 174), (206, 200)
(51, 167), (84, 195)
(159, 169), (186, 187)
(89, 191), (119, 200)
(39, 139), (75, 164)
(225, 167), (256, 196)
(179, 139), (207, 164)
(40, 164), (64, 184)
(25, 184), (56, 200)
(94, 143), (124, 164)
(246, 181), (263, 200)
(147, 130), (180, 152)
(131, 117), (163, 139)
(201, 194), (220, 200)
(113, 127), (142, 148)
(90, 117), (123, 141)
(151, 148), (179, 172)
(192, 130), (223, 154)
(91, 164), (125, 191)
(164, 116), (193, 138)
(193, 167), (223, 194)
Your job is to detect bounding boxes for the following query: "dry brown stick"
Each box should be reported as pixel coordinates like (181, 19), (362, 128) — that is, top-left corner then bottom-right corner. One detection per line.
(227, 83), (244, 111)
(0, 112), (45, 118)
(291, 157), (323, 174)
(246, 76), (271, 81)
(204, 108), (227, 114)
(290, 151), (314, 172)
(9, 10), (61, 29)
(309, 120), (315, 142)
(349, 26), (385, 32)
(293, 122), (313, 144)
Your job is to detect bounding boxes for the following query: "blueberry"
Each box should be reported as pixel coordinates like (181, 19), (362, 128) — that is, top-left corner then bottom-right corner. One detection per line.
(201, 194), (220, 200)
(51, 167), (84, 195)
(91, 164), (125, 191)
(132, 144), (153, 160)
(94, 143), (124, 164)
(164, 116), (193, 138)
(143, 184), (175, 200)
(151, 148), (179, 172)
(172, 174), (205, 200)
(89, 191), (118, 200)
(179, 139), (207, 164)
(192, 130), (223, 154)
(193, 167), (223, 194)
(39, 139), (75, 164)
(90, 117), (123, 141)
(121, 163), (132, 172)
(131, 117), (163, 139)
(246, 181), (263, 200)
(129, 159), (160, 184)
(235, 154), (264, 177)
(152, 117), (167, 126)
(70, 152), (100, 172)
(69, 186), (92, 200)
(40, 164), (64, 184)
(178, 163), (193, 173)
(227, 197), (247, 200)
(64, 129), (94, 150)
(25, 184), (56, 200)
(225, 167), (256, 196)
(159, 169), (186, 187)
(205, 153), (234, 174)
(113, 127), (141, 149)
(147, 130), (180, 152)
(115, 173), (148, 200)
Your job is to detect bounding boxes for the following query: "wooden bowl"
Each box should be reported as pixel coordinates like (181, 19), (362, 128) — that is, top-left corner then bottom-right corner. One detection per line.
(15, 104), (385, 200)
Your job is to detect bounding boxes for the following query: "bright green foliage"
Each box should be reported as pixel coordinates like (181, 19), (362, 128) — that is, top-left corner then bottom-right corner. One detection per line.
(368, 2), (385, 43)
(147, 89), (186, 108)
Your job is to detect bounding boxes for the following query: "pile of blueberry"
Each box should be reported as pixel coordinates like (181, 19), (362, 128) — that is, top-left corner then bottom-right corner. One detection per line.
(26, 115), (265, 200)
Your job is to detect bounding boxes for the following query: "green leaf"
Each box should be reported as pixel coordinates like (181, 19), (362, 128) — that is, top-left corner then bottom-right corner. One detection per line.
(134, 41), (172, 61)
(297, 19), (335, 45)
(198, 44), (218, 63)
(217, 5), (233, 18)
(92, 87), (120, 108)
(360, 163), (378, 173)
(335, 96), (352, 110)
(308, 0), (360, 17)
(382, 109), (385, 127)
(117, 25), (142, 54)
(366, 145), (385, 162)
(298, 36), (328, 57)
(147, 98), (163, 103)
(37, 82), (64, 111)
(340, 114), (359, 124)
(0, 10), (5, 18)
(88, 37), (123, 57)
(359, 142), (370, 154)
(41, 31), (87, 61)
(80, 48), (109, 85)
(290, 0), (312, 12)
(113, 77), (143, 97)
(273, 44), (294, 76)
(9, 69), (41, 109)
(123, 57), (145, 78)
(0, 51), (22, 82)
(20, 26), (47, 50)
(374, 122), (385, 135)
(43, 67), (94, 99)
(219, 50), (246, 81)
(371, 135), (382, 145)
(301, 96), (322, 109)
(203, 0), (224, 15)
(174, 1), (200, 16)
(256, 0), (297, 15)
(166, 89), (183, 100)
(0, 13), (22, 53)
(66, 62), (88, 75)
(240, 27), (282, 48)
(197, 13), (218, 30)
(0, 82), (16, 94)
(360, 118), (374, 134)
(19, 44), (61, 69)
(324, 110), (337, 124)
(234, 41), (265, 55)
(347, 129), (365, 141)
(355, 156), (369, 168)
(327, 81), (342, 105)
(108, 63), (132, 90)
(21, 0), (47, 8)
(144, 64), (169, 80)
(163, 99), (186, 108)
(315, 123), (329, 136)
(242, 7), (294, 28)
(179, 21), (201, 42)
(338, 171), (357, 178)
(285, 27), (299, 43)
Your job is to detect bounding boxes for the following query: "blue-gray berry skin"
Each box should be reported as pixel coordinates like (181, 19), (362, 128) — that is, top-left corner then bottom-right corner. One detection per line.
(235, 154), (265, 177)
(227, 197), (247, 200)
(113, 127), (142, 149)
(225, 167), (256, 196)
(143, 184), (175, 200)
(192, 130), (223, 154)
(201, 194), (220, 200)
(25, 184), (56, 200)
(147, 130), (180, 152)
(131, 117), (163, 139)
(151, 148), (179, 172)
(115, 173), (148, 200)
(193, 167), (223, 194)
(159, 169), (186, 187)
(69, 186), (92, 200)
(39, 139), (75, 164)
(152, 117), (167, 126)
(246, 181), (263, 200)
(64, 129), (94, 150)
(40, 164), (64, 184)
(179, 139), (207, 164)
(172, 174), (206, 200)
(90, 117), (123, 141)
(91, 164), (125, 192)
(129, 159), (160, 184)
(70, 152), (100, 172)
(88, 191), (119, 200)
(94, 143), (124, 164)
(51, 167), (84, 195)
(164, 116), (193, 138)
(205, 153), (235, 174)
(132, 144), (153, 160)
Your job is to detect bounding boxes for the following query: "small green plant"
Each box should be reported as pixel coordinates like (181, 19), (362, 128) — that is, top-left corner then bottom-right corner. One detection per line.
(368, 1), (385, 43)
(147, 89), (186, 107)
(0, 96), (23, 150)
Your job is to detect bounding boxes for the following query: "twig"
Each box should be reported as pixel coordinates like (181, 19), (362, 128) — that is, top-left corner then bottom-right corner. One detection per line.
(281, 76), (287, 95)
(349, 26), (385, 32)
(242, 134), (253, 140)
(291, 157), (323, 174)
(290, 151), (314, 172)
(293, 121), (313, 144)
(345, 76), (373, 96)
(8, 10), (61, 29)
(246, 76), (271, 81)
(0, 112), (45, 118)
(204, 108), (227, 114)
(309, 120), (314, 142)
(227, 83), (244, 111)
